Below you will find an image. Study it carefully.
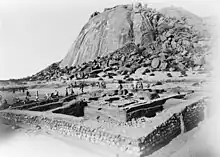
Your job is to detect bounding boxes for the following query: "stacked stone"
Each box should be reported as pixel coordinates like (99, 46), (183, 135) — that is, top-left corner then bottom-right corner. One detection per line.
(0, 98), (208, 156)
(182, 99), (206, 132)
(138, 113), (181, 156)
(0, 112), (140, 155)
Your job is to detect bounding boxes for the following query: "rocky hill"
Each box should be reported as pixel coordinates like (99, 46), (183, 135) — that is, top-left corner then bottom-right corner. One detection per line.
(159, 6), (203, 28)
(27, 3), (213, 81)
(159, 6), (214, 38)
(60, 4), (152, 68)
(59, 3), (211, 68)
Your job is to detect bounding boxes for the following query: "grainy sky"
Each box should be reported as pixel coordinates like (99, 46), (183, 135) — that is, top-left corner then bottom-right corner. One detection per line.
(0, 0), (218, 79)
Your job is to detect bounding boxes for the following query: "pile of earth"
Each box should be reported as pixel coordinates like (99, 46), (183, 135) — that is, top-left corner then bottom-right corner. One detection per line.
(27, 3), (213, 82)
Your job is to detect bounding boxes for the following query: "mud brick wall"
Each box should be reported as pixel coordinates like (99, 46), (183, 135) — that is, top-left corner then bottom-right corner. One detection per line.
(138, 113), (181, 157)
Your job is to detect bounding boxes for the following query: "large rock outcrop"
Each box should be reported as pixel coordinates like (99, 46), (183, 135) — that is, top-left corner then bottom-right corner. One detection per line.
(26, 3), (214, 82)
(60, 4), (155, 68)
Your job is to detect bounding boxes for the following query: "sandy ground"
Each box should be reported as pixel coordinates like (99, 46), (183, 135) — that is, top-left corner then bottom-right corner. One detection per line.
(0, 119), (104, 157)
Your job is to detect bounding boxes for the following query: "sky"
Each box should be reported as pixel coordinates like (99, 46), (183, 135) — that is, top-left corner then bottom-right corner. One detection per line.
(0, 0), (218, 80)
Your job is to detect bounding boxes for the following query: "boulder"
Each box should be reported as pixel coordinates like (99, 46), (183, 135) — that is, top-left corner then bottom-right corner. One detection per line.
(155, 81), (163, 85)
(159, 62), (168, 71)
(149, 73), (155, 76)
(142, 68), (151, 74)
(177, 62), (185, 71)
(145, 59), (151, 65)
(151, 58), (161, 69)
(180, 70), (187, 77)
(167, 73), (172, 77)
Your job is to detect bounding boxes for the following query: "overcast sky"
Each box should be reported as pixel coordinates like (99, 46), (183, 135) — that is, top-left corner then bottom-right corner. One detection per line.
(0, 0), (218, 80)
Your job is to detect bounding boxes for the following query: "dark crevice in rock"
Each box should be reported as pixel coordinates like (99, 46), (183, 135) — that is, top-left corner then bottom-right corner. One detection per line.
(126, 11), (135, 42)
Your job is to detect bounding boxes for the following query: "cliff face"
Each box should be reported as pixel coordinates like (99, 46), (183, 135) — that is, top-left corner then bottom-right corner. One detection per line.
(60, 4), (155, 68)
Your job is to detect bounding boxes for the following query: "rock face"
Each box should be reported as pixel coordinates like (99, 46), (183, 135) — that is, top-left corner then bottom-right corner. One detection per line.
(60, 4), (155, 68)
(26, 3), (213, 82)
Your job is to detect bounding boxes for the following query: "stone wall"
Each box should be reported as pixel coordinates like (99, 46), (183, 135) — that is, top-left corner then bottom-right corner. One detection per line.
(29, 102), (63, 111)
(0, 98), (208, 156)
(138, 113), (181, 157)
(52, 100), (87, 117)
(182, 99), (205, 132)
(137, 98), (207, 156)
(0, 111), (140, 155)
(125, 93), (187, 121)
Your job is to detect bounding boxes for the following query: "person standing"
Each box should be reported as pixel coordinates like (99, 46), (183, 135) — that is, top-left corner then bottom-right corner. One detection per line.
(79, 82), (85, 94)
(55, 90), (59, 97)
(25, 96), (29, 103)
(70, 83), (74, 88)
(3, 99), (7, 105)
(117, 81), (123, 91)
(50, 92), (54, 99)
(132, 79), (138, 91)
(35, 91), (39, 102)
(101, 80), (106, 89)
(26, 90), (30, 97)
(65, 88), (69, 97)
(70, 87), (74, 95)
(139, 79), (144, 90)
(45, 93), (49, 100)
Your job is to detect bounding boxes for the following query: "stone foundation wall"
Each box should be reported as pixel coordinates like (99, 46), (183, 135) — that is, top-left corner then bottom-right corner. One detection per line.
(182, 99), (205, 132)
(52, 100), (87, 117)
(125, 93), (186, 121)
(138, 113), (181, 157)
(138, 98), (207, 156)
(0, 98), (208, 156)
(0, 111), (140, 155)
